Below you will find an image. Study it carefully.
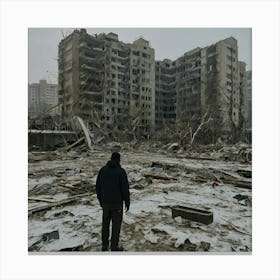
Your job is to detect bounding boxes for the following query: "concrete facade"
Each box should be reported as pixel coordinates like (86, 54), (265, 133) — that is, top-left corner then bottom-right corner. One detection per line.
(28, 80), (58, 118)
(58, 29), (155, 136)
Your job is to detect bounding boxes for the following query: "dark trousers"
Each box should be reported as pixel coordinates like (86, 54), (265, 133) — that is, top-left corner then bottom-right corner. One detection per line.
(102, 204), (123, 250)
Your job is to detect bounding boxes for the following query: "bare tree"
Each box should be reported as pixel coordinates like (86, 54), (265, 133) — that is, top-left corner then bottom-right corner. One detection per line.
(188, 109), (213, 146)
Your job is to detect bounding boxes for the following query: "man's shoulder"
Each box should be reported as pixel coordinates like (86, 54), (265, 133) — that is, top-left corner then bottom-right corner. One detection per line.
(99, 165), (107, 173)
(119, 166), (127, 175)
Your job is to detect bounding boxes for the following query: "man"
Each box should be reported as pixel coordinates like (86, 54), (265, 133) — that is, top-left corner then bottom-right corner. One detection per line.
(96, 152), (130, 251)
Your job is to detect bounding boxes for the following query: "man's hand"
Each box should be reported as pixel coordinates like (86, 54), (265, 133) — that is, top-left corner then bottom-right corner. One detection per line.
(125, 204), (130, 212)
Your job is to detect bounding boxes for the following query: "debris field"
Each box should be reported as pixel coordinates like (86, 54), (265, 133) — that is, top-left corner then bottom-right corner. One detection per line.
(28, 142), (252, 253)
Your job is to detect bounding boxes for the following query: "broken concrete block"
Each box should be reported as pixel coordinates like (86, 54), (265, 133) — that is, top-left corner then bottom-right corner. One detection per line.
(184, 238), (197, 251)
(171, 205), (213, 225)
(200, 241), (211, 251)
(28, 230), (60, 251)
(231, 245), (250, 252)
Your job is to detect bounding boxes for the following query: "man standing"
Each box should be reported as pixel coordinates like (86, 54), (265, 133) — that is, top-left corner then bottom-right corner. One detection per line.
(96, 152), (130, 251)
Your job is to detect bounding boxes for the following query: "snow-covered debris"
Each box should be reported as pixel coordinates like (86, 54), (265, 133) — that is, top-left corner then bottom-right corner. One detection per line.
(28, 143), (252, 252)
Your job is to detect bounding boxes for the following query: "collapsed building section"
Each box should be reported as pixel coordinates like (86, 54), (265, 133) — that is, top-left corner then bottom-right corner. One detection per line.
(58, 29), (155, 138)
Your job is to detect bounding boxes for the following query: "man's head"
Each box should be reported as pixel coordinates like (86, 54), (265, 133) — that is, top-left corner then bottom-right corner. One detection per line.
(111, 152), (121, 164)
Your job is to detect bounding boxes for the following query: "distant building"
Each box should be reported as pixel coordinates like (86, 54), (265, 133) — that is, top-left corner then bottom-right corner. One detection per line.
(58, 29), (155, 136)
(28, 80), (58, 118)
(28, 83), (40, 118)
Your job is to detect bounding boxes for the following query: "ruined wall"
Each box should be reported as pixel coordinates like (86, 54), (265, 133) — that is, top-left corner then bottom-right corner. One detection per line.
(130, 38), (155, 135)
(238, 61), (247, 135)
(245, 70), (252, 130)
(175, 47), (202, 123)
(200, 37), (241, 140)
(155, 59), (176, 128)
(215, 37), (239, 136)
(103, 35), (130, 131)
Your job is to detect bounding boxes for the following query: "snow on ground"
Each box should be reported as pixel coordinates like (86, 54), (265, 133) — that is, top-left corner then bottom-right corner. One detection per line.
(28, 147), (252, 253)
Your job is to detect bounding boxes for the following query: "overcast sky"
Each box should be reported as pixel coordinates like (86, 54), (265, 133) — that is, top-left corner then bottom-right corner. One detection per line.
(28, 28), (251, 84)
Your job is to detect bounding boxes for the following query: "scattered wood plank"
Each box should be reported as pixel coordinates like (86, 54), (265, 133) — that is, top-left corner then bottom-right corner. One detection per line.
(222, 178), (251, 189)
(143, 173), (178, 181)
(28, 193), (92, 216)
(237, 169), (252, 178)
(183, 156), (216, 161)
(221, 218), (251, 236)
(28, 197), (55, 203)
(65, 137), (85, 151)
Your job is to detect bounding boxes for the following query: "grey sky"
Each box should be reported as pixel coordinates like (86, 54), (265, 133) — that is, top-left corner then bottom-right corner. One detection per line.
(28, 28), (251, 84)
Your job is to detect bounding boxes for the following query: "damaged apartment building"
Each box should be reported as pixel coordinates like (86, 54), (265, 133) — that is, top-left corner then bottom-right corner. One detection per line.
(59, 30), (248, 141)
(58, 29), (155, 137)
(155, 37), (249, 141)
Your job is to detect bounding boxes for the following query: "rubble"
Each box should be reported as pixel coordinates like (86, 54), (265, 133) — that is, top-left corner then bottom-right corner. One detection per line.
(28, 141), (252, 253)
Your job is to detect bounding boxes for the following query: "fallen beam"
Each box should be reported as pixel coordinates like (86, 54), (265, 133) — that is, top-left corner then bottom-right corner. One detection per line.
(74, 116), (92, 150)
(171, 205), (213, 225)
(180, 156), (217, 161)
(222, 178), (251, 189)
(28, 197), (55, 203)
(143, 173), (177, 181)
(28, 193), (92, 216)
(65, 137), (85, 151)
(221, 218), (251, 236)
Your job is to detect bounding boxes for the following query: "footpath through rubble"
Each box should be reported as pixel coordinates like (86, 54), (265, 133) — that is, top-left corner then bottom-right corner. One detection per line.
(28, 141), (252, 253)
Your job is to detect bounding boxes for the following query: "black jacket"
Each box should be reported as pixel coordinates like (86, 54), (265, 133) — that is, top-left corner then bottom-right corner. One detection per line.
(96, 160), (130, 208)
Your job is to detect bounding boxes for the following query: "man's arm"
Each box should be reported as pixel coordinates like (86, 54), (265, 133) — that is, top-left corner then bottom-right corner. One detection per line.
(95, 169), (102, 207)
(120, 169), (130, 211)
